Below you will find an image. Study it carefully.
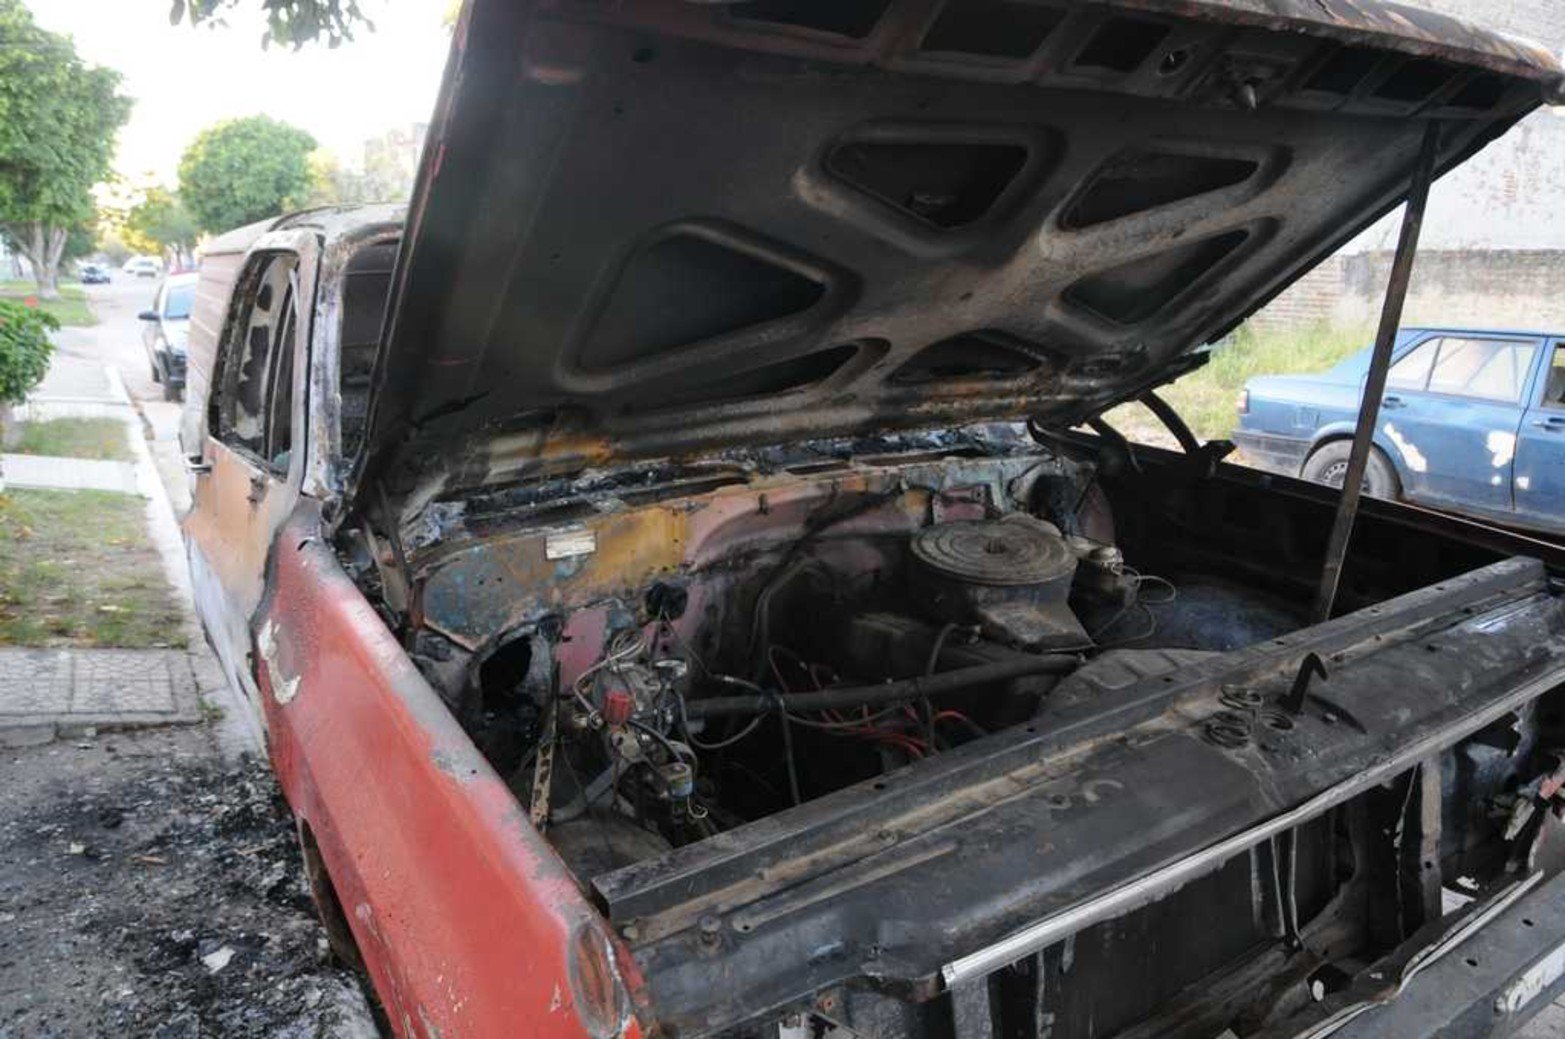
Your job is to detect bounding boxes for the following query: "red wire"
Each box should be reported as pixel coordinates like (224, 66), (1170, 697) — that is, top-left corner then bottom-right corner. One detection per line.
(766, 647), (932, 757)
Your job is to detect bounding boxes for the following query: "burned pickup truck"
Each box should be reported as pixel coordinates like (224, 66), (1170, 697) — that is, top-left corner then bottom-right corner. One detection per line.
(179, 1), (1565, 1037)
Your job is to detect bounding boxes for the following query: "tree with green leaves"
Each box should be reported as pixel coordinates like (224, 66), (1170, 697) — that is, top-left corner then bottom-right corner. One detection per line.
(125, 187), (200, 269)
(169, 0), (373, 49)
(178, 116), (318, 233)
(0, 0), (132, 298)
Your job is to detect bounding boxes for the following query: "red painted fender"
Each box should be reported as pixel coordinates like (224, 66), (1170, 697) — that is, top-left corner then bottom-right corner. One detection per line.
(253, 505), (648, 1039)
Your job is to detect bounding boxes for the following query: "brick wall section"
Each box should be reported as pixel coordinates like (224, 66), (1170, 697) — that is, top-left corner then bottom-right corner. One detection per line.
(1255, 250), (1565, 331)
(1247, 256), (1347, 332)
(1348, 250), (1565, 330)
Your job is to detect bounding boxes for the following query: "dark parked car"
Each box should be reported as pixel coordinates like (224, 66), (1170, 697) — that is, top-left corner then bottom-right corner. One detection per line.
(78, 263), (111, 284)
(1234, 328), (1565, 536)
(140, 272), (196, 401)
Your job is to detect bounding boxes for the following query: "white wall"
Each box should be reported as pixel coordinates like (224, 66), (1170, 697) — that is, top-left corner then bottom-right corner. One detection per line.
(1345, 0), (1565, 253)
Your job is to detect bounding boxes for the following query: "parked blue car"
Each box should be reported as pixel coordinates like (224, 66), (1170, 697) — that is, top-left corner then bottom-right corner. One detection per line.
(1232, 327), (1565, 536)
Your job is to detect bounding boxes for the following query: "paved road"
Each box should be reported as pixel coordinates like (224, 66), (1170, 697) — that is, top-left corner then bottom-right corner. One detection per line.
(66, 277), (195, 511)
(69, 276), (164, 400)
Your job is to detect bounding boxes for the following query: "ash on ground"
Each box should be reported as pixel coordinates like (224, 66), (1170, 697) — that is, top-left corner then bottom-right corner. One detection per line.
(0, 726), (378, 1038)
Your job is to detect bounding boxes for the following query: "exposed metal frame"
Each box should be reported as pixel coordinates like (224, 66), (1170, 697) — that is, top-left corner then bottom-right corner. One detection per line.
(939, 665), (1565, 987)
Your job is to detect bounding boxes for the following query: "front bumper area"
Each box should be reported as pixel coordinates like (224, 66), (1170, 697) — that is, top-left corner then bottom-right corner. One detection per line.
(1306, 869), (1565, 1039)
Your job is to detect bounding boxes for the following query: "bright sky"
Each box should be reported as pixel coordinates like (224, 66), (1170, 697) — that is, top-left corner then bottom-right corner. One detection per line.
(29, 0), (451, 185)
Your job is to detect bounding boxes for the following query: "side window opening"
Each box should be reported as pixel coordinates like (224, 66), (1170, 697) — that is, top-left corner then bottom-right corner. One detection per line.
(1425, 337), (1530, 402)
(337, 239), (398, 460)
(265, 280), (297, 470)
(211, 252), (301, 473)
(1390, 336), (1533, 403)
(1540, 344), (1564, 410)
(1387, 339), (1437, 390)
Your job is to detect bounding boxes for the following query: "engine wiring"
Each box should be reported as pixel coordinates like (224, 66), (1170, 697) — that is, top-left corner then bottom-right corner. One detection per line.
(770, 646), (942, 761)
(746, 479), (998, 683)
(660, 613), (966, 805)
(1090, 565), (1179, 646)
(549, 544), (1177, 827)
(569, 627), (649, 723)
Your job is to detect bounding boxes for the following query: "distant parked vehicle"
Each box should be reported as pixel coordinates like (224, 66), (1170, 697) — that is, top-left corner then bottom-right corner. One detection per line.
(78, 263), (111, 284)
(139, 272), (196, 402)
(123, 255), (162, 278)
(1233, 327), (1565, 536)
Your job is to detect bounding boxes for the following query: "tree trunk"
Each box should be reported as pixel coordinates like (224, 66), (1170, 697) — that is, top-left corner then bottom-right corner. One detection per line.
(40, 225), (67, 299)
(14, 222), (65, 299)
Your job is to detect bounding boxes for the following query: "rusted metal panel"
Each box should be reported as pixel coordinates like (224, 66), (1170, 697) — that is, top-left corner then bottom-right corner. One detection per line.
(253, 502), (648, 1039)
(183, 443), (299, 618)
(352, 0), (1563, 529)
(180, 248), (249, 462)
(1098, 0), (1562, 84)
(413, 452), (1053, 649)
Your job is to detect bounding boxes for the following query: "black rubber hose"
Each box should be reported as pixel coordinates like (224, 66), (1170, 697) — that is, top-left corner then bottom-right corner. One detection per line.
(684, 655), (1079, 720)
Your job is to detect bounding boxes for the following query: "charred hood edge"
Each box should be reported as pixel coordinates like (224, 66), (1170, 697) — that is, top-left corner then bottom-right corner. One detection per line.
(351, 0), (1565, 525)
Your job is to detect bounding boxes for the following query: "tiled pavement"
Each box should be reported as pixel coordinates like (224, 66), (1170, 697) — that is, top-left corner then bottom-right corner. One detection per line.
(0, 648), (199, 741)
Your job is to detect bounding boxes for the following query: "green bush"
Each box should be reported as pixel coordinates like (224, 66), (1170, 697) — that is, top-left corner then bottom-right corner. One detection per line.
(0, 299), (58, 406)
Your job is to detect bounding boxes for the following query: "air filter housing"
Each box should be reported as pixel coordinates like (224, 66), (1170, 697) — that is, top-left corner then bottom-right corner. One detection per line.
(908, 518), (1087, 651)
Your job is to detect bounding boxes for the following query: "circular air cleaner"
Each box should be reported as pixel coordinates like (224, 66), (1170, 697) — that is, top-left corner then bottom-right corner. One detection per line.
(909, 520), (1075, 587)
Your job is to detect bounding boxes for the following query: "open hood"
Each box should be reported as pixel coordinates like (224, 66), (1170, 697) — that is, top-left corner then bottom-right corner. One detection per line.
(355, 0), (1562, 521)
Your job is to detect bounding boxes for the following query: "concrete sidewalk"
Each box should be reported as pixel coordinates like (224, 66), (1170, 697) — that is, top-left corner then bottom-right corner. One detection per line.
(0, 350), (242, 750)
(1, 452), (141, 493)
(12, 352), (132, 419)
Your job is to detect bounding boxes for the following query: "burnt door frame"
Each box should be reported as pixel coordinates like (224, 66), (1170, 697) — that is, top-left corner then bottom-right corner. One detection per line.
(184, 228), (319, 735)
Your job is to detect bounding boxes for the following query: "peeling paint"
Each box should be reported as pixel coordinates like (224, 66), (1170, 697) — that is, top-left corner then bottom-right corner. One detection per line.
(1382, 423), (1429, 473)
(1487, 429), (1517, 467)
(256, 618), (301, 705)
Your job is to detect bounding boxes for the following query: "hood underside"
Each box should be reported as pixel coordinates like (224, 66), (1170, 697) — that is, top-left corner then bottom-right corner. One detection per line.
(355, 0), (1563, 521)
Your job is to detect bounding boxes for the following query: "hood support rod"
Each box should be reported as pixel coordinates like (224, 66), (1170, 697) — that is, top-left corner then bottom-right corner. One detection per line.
(1312, 123), (1440, 624)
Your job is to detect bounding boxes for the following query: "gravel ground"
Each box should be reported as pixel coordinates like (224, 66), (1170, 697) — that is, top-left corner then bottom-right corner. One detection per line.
(0, 725), (379, 1039)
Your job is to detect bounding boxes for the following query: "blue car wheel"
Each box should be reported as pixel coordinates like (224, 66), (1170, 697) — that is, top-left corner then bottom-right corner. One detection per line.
(1301, 441), (1400, 499)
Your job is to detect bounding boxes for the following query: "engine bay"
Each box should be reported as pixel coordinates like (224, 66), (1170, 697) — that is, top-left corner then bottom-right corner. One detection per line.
(338, 432), (1565, 1039)
(389, 440), (1352, 879)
